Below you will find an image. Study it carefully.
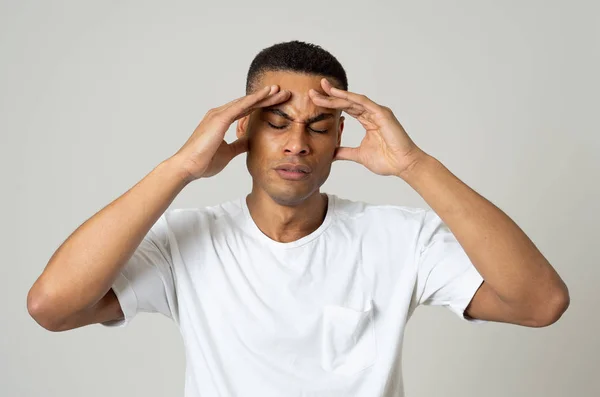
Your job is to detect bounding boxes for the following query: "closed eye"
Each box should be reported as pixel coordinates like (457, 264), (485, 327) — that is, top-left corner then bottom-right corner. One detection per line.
(267, 122), (286, 130)
(309, 127), (328, 134)
(267, 122), (328, 134)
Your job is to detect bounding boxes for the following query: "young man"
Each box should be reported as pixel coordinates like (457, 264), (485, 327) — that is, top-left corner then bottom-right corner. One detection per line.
(28, 41), (569, 396)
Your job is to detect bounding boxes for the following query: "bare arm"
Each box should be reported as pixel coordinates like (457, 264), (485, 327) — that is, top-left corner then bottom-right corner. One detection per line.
(27, 85), (290, 332)
(309, 79), (569, 327)
(27, 158), (189, 331)
(401, 154), (569, 327)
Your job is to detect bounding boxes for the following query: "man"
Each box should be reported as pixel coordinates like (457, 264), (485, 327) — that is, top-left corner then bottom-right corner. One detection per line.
(27, 41), (569, 396)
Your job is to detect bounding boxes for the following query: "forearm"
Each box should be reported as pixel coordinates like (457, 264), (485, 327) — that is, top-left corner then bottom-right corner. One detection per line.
(28, 157), (189, 328)
(399, 153), (568, 305)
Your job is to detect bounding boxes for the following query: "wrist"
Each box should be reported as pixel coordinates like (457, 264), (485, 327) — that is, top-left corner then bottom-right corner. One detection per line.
(395, 150), (435, 181)
(159, 155), (195, 187)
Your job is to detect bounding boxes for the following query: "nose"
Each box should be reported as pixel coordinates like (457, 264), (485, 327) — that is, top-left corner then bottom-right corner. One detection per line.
(283, 124), (311, 156)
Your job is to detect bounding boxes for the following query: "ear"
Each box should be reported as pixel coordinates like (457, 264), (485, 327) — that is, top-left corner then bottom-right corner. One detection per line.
(236, 115), (250, 139)
(337, 116), (345, 146)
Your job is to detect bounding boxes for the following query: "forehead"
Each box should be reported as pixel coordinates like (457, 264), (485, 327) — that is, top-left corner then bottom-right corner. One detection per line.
(256, 71), (340, 117)
(257, 71), (325, 92)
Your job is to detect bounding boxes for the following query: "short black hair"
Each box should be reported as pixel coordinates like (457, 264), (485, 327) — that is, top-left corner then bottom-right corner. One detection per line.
(246, 40), (348, 94)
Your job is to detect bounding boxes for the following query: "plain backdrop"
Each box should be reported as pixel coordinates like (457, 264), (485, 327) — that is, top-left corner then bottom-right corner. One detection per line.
(2, 1), (598, 396)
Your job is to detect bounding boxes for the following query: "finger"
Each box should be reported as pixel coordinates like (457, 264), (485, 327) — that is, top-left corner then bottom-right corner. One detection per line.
(321, 78), (381, 113)
(253, 89), (291, 110)
(233, 90), (291, 121)
(320, 78), (337, 96)
(228, 135), (249, 158)
(334, 146), (360, 163)
(309, 89), (366, 117)
(215, 85), (277, 120)
(232, 85), (277, 110)
(217, 85), (274, 112)
(226, 88), (291, 123)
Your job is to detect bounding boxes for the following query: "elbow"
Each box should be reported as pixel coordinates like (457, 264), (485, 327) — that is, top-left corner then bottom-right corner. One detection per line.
(530, 286), (570, 328)
(27, 285), (68, 332)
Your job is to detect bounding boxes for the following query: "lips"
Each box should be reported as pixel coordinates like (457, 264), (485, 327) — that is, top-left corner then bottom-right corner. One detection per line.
(274, 163), (312, 181)
(274, 163), (312, 174)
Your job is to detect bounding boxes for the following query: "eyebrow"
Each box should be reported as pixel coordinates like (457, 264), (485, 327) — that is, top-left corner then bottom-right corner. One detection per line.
(264, 108), (334, 124)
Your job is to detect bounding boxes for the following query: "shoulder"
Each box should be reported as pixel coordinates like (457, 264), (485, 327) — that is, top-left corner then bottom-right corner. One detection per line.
(161, 197), (244, 233)
(330, 194), (427, 225)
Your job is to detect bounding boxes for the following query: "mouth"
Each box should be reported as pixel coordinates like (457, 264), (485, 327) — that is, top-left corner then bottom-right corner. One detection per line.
(274, 163), (312, 181)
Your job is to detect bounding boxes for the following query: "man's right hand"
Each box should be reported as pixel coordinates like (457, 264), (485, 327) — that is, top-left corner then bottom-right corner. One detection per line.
(172, 85), (291, 182)
(28, 86), (293, 332)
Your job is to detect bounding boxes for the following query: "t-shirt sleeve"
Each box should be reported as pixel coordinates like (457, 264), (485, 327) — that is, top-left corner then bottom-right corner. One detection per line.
(415, 209), (486, 323)
(101, 213), (178, 328)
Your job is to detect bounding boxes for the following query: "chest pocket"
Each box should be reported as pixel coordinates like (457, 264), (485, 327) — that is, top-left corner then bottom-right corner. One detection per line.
(320, 299), (377, 376)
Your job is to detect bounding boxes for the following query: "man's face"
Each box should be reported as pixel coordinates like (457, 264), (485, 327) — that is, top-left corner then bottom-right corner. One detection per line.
(237, 71), (345, 206)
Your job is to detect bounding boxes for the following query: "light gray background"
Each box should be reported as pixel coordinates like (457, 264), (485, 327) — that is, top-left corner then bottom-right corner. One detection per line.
(2, 1), (598, 396)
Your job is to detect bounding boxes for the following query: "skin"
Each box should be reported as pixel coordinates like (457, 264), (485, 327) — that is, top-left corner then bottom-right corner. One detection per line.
(236, 71), (346, 243)
(239, 71), (570, 327)
(26, 82), (295, 331)
(28, 69), (569, 331)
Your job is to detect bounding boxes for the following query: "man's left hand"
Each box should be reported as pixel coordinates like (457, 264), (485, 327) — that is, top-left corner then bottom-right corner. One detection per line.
(309, 78), (427, 177)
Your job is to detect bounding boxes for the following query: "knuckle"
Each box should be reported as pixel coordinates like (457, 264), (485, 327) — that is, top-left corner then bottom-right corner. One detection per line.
(380, 106), (393, 115)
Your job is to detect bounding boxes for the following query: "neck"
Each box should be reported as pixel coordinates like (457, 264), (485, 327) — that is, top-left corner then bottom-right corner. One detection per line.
(245, 190), (328, 243)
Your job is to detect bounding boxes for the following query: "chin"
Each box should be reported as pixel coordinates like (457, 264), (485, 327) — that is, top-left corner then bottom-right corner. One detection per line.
(268, 188), (311, 207)
(259, 182), (318, 207)
(249, 167), (326, 206)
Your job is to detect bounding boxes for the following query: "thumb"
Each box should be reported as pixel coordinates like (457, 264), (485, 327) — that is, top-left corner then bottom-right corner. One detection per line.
(334, 146), (360, 163)
(228, 136), (249, 159)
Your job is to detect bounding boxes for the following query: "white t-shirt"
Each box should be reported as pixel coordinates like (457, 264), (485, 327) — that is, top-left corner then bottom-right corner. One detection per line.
(103, 193), (485, 396)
